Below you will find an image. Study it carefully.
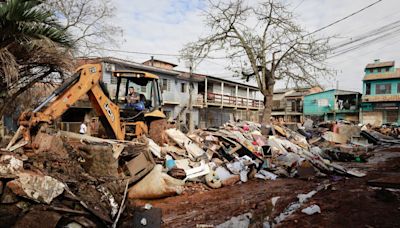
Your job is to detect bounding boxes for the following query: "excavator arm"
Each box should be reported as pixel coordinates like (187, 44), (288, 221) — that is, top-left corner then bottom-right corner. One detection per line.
(7, 64), (125, 149)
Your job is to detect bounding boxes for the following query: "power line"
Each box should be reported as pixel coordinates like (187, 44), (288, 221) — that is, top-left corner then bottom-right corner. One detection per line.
(96, 47), (230, 60)
(331, 8), (400, 38)
(293, 0), (306, 11)
(305, 0), (383, 36)
(331, 18), (400, 50)
(328, 21), (400, 58)
(96, 47), (180, 57)
(99, 0), (383, 60)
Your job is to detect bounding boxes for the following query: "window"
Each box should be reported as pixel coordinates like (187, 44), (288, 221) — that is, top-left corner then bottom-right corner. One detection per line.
(378, 68), (382, 73)
(291, 100), (296, 112)
(397, 83), (400, 93)
(161, 79), (170, 91)
(181, 83), (187, 93)
(386, 67), (390, 72)
(369, 69), (373, 73)
(366, 83), (371, 95)
(376, 83), (391, 94)
(318, 99), (329, 107)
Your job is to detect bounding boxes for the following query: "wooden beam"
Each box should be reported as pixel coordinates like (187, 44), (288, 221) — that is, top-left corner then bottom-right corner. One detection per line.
(204, 77), (208, 107)
(221, 82), (224, 108)
(246, 88), (250, 110)
(235, 85), (238, 109)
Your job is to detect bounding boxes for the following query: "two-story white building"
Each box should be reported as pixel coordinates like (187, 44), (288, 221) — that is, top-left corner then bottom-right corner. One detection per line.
(73, 57), (264, 129)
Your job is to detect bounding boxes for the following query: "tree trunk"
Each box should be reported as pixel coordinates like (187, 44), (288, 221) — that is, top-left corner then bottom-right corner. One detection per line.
(260, 86), (274, 125)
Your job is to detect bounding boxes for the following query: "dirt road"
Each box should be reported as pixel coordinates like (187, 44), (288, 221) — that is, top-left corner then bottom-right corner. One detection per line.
(132, 148), (400, 227)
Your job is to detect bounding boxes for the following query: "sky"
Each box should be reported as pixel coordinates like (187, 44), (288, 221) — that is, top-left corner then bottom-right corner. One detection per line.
(105, 0), (400, 92)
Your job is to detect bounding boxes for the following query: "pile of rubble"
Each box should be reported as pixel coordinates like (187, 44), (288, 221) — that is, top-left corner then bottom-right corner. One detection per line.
(0, 130), (155, 227)
(161, 120), (368, 189)
(0, 120), (373, 226)
(371, 123), (400, 138)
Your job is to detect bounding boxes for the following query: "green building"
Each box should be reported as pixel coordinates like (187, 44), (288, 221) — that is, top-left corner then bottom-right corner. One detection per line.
(303, 89), (360, 122)
(361, 60), (400, 126)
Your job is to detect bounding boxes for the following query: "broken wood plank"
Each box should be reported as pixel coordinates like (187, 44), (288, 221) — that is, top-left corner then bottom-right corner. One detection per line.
(64, 187), (113, 224)
(112, 179), (129, 228)
(59, 131), (145, 146)
(48, 206), (90, 215)
(165, 128), (205, 161)
(5, 126), (24, 150)
(7, 140), (28, 152)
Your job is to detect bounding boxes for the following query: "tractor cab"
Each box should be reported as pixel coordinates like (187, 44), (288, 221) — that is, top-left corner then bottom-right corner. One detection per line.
(112, 70), (163, 114)
(111, 70), (166, 138)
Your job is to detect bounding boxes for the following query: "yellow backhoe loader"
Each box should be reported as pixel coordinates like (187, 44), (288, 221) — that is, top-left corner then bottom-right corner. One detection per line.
(6, 63), (166, 150)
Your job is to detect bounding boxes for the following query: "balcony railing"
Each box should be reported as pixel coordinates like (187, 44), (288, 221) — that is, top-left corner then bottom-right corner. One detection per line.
(206, 92), (263, 109)
(362, 94), (400, 102)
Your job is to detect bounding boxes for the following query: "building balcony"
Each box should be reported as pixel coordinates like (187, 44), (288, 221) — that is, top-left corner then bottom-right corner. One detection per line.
(206, 92), (263, 109)
(335, 108), (359, 113)
(362, 94), (400, 103)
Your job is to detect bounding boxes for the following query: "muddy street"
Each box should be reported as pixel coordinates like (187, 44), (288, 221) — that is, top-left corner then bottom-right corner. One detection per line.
(132, 149), (400, 228)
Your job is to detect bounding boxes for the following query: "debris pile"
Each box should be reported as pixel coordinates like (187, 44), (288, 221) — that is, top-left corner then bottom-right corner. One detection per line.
(0, 130), (162, 227)
(159, 121), (368, 190)
(0, 120), (372, 226)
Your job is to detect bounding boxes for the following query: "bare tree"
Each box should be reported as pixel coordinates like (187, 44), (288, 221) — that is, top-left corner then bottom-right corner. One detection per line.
(181, 0), (332, 125)
(46, 0), (123, 56)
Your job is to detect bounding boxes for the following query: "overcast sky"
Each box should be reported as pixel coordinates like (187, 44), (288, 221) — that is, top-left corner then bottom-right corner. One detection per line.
(106, 0), (400, 92)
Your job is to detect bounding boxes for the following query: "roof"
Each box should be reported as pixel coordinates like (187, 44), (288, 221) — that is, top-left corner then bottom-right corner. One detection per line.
(274, 86), (322, 97)
(112, 70), (159, 79)
(204, 74), (259, 90)
(365, 61), (394, 69)
(77, 57), (180, 76)
(274, 88), (293, 94)
(305, 89), (361, 97)
(173, 70), (207, 82)
(142, 59), (178, 67)
(363, 69), (400, 81)
(77, 56), (261, 89)
(286, 91), (307, 97)
(334, 89), (361, 95)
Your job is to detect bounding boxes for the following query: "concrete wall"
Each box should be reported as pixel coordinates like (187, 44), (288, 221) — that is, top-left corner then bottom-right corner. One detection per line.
(160, 76), (198, 104)
(362, 111), (383, 126)
(363, 78), (400, 96)
(303, 90), (335, 115)
(199, 108), (260, 127)
(364, 66), (395, 75)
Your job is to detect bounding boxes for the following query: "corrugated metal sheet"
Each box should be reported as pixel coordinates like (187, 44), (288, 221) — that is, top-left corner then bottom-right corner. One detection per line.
(365, 61), (394, 69)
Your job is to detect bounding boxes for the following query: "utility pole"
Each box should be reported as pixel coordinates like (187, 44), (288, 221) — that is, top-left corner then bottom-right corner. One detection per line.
(188, 63), (194, 132)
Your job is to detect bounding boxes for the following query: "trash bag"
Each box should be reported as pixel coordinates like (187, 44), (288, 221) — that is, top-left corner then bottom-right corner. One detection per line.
(133, 101), (145, 111)
(125, 101), (145, 111)
(128, 165), (185, 199)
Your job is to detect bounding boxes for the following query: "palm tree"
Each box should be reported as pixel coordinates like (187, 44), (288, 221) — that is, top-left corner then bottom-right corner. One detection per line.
(0, 0), (73, 118)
